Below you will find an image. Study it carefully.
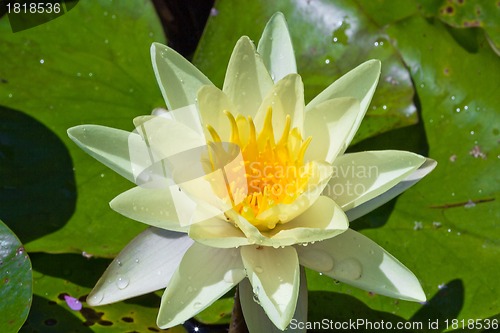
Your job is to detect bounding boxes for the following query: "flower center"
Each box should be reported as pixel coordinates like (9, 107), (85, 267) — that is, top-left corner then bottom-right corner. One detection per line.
(206, 108), (312, 231)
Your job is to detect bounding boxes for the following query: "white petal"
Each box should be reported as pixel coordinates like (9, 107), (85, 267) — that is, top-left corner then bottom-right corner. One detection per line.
(188, 216), (251, 248)
(304, 97), (360, 163)
(306, 60), (381, 151)
(157, 244), (245, 328)
(197, 85), (235, 142)
(268, 196), (348, 245)
(87, 228), (193, 306)
(240, 267), (308, 333)
(110, 186), (189, 232)
(223, 36), (274, 118)
(68, 125), (141, 183)
(325, 151), (426, 211)
(135, 116), (205, 162)
(254, 74), (305, 139)
(257, 12), (297, 82)
(346, 158), (437, 221)
(151, 42), (212, 110)
(163, 104), (204, 137)
(240, 246), (300, 330)
(296, 229), (426, 302)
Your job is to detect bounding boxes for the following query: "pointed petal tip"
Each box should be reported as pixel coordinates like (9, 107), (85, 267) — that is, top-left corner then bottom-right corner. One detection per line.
(403, 286), (427, 303)
(150, 42), (162, 58)
(67, 125), (83, 139)
(364, 59), (381, 71)
(268, 11), (286, 24)
(237, 35), (255, 47)
(86, 290), (104, 307)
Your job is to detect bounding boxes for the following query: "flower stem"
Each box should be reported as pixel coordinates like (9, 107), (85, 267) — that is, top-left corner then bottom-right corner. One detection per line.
(229, 286), (249, 333)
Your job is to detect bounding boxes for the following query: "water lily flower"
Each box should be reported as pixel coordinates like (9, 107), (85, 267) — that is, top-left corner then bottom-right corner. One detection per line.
(68, 12), (436, 332)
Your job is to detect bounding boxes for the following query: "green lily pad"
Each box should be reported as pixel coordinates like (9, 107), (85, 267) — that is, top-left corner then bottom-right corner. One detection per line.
(436, 0), (500, 51)
(306, 13), (500, 323)
(21, 253), (186, 333)
(193, 0), (418, 145)
(0, 0), (165, 256)
(385, 13), (499, 320)
(0, 219), (33, 333)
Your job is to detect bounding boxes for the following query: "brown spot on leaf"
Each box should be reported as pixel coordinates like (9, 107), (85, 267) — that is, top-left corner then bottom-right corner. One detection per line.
(81, 307), (105, 327)
(16, 246), (25, 256)
(98, 320), (113, 326)
(463, 20), (480, 27)
(148, 327), (160, 332)
(122, 317), (134, 323)
(57, 293), (69, 300)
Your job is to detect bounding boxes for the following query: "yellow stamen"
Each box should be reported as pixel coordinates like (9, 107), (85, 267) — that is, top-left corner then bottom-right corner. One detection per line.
(208, 107), (313, 231)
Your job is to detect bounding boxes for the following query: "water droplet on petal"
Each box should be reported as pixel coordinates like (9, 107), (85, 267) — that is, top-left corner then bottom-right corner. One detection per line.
(116, 276), (129, 289)
(299, 249), (334, 272)
(90, 292), (104, 304)
(332, 258), (362, 280)
(193, 301), (202, 309)
(254, 266), (263, 274)
(252, 286), (261, 304)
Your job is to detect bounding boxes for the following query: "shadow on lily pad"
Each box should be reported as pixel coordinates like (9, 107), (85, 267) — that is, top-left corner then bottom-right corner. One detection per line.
(411, 279), (464, 332)
(307, 279), (464, 332)
(30, 253), (110, 289)
(308, 291), (414, 332)
(0, 106), (76, 244)
(20, 294), (94, 333)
